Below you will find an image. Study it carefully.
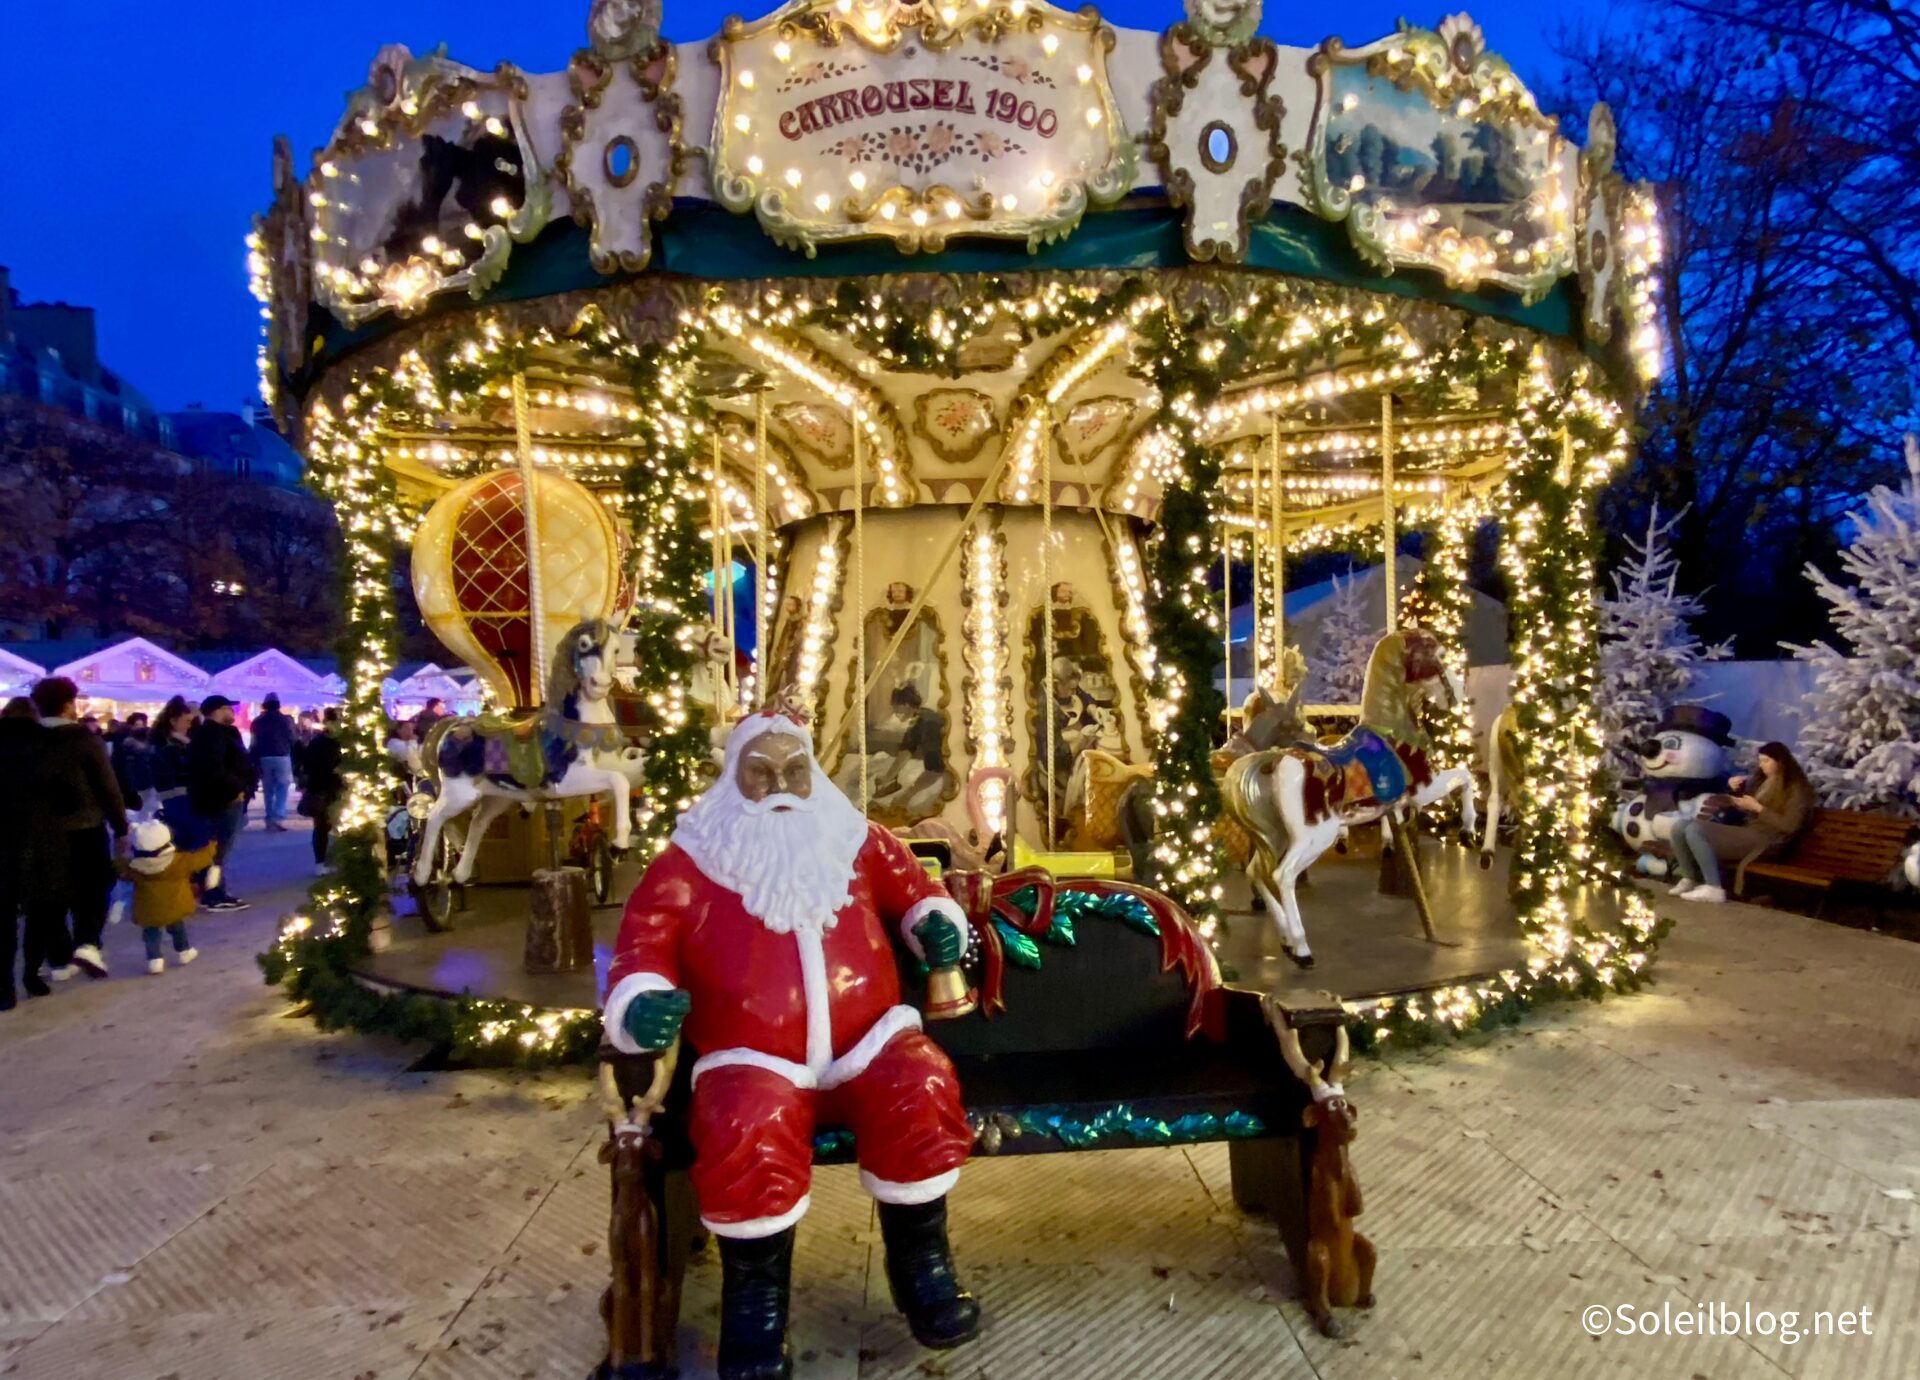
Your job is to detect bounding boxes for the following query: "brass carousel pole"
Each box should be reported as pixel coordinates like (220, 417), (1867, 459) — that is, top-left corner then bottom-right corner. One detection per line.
(852, 420), (868, 815)
(754, 395), (769, 709)
(1248, 436), (1261, 695)
(1271, 414), (1284, 662)
(512, 372), (543, 710)
(1041, 406), (1056, 847)
(1381, 393), (1397, 634)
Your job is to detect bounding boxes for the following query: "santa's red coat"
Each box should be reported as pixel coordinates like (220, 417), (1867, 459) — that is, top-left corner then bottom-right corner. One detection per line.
(605, 824), (974, 1237)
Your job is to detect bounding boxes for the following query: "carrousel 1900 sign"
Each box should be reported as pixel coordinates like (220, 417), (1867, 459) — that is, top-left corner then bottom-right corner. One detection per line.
(709, 0), (1136, 253)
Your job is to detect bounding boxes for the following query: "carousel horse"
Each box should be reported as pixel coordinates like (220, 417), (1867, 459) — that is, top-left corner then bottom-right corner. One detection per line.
(1480, 702), (1522, 857)
(414, 617), (641, 887)
(1064, 666), (1314, 880)
(1223, 629), (1480, 967)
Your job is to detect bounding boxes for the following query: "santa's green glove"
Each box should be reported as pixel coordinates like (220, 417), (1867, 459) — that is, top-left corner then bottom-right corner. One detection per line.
(621, 988), (691, 1052)
(913, 914), (965, 967)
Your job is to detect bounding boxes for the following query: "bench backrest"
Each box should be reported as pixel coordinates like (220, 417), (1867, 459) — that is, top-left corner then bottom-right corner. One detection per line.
(911, 878), (1218, 1059)
(1779, 809), (1914, 881)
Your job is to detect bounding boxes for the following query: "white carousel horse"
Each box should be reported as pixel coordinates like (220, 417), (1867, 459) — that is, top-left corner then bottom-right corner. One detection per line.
(1223, 629), (1481, 967)
(1480, 702), (1520, 856)
(413, 617), (640, 886)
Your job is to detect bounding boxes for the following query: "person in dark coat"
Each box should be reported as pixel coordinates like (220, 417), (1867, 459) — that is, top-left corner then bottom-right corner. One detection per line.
(1, 696), (42, 1008)
(301, 708), (346, 873)
(188, 695), (257, 911)
(111, 711), (155, 815)
(249, 693), (296, 832)
(149, 697), (214, 853)
(24, 677), (129, 982)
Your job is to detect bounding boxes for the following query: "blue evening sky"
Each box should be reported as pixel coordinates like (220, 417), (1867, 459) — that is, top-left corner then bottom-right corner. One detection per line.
(0, 1), (1617, 412)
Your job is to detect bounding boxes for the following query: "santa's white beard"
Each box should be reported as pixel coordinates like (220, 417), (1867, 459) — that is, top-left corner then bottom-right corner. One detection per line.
(671, 770), (870, 935)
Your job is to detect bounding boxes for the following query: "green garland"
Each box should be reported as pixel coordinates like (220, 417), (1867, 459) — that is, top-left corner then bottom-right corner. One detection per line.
(1133, 304), (1245, 929)
(256, 286), (1667, 1068)
(257, 317), (708, 1068)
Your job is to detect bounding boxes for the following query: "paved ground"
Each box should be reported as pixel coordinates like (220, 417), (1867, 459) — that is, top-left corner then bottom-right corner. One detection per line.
(2, 818), (1916, 1379)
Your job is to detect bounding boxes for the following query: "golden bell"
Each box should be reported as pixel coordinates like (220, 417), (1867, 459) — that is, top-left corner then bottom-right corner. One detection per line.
(924, 964), (978, 1021)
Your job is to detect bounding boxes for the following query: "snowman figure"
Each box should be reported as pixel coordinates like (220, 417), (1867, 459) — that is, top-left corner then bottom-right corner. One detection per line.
(1611, 705), (1734, 876)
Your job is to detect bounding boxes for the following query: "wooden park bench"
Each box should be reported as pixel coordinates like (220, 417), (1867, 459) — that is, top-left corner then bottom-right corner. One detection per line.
(1734, 808), (1916, 917)
(590, 869), (1354, 1377)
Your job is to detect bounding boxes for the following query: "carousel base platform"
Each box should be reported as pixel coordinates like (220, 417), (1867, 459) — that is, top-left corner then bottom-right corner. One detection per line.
(350, 839), (1635, 1014)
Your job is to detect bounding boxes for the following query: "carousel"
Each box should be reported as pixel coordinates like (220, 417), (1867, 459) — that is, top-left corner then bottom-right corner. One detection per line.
(257, 0), (1663, 1061)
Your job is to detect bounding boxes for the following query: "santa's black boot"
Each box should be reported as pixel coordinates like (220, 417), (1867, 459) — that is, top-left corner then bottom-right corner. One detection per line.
(717, 1228), (794, 1380)
(878, 1198), (981, 1349)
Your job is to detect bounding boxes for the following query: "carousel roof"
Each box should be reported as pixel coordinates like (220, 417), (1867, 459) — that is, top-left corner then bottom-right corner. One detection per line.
(252, 0), (1662, 538)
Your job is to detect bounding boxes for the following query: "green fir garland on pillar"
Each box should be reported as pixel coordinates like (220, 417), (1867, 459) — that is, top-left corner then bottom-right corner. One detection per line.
(1133, 304), (1244, 931)
(1498, 352), (1617, 921)
(616, 331), (717, 858)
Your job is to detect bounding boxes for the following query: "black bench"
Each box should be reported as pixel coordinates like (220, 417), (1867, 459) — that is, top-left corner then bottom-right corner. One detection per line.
(592, 870), (1346, 1377)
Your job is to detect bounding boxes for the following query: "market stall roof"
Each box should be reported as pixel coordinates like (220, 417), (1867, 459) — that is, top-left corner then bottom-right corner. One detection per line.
(388, 663), (484, 706)
(0, 646), (46, 696)
(52, 637), (211, 704)
(205, 648), (344, 705)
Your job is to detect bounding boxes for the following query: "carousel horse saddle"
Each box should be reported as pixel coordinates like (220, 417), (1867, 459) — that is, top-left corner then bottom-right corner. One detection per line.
(1316, 729), (1409, 804)
(1290, 727), (1433, 824)
(438, 713), (563, 792)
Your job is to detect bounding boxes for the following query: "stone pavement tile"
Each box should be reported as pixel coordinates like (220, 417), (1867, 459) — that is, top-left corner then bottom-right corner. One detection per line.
(1587, 1017), (1920, 1107)
(467, 1160), (609, 1303)
(1258, 1235), (1762, 1380)
(0, 1159), (261, 1327)
(1752, 1099), (1920, 1194)
(1379, 1025), (1707, 1132)
(0, 1303), (456, 1380)
(1494, 1103), (1916, 1247)
(942, 1145), (1223, 1267)
(1181, 1106), (1608, 1256)
(0, 1326), (42, 1367)
(68, 1154), (549, 1321)
(858, 1258), (1315, 1380)
(1628, 1230), (1920, 1380)
(412, 1292), (608, 1380)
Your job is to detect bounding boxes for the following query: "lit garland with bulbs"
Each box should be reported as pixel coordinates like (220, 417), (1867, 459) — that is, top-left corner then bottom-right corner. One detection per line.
(251, 268), (1667, 1062)
(1351, 351), (1663, 1051)
(1131, 303), (1245, 930)
(258, 313), (711, 1065)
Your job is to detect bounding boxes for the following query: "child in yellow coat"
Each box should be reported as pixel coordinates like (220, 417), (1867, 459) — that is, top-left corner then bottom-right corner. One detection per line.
(121, 819), (217, 974)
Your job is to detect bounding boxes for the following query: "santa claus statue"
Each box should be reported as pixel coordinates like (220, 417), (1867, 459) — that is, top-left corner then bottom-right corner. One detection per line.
(604, 709), (980, 1379)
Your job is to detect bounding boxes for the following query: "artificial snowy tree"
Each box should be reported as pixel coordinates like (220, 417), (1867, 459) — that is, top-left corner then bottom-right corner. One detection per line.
(1312, 570), (1374, 705)
(1787, 438), (1920, 817)
(1595, 502), (1731, 775)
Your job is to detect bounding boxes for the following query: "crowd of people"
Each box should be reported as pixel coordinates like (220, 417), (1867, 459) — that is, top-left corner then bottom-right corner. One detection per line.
(0, 681), (345, 1010)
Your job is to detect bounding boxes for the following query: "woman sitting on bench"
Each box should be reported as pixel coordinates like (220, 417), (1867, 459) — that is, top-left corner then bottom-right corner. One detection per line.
(1668, 741), (1815, 904)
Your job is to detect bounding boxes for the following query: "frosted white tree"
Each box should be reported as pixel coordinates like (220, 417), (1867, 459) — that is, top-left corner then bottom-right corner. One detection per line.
(1786, 438), (1920, 817)
(1312, 571), (1374, 705)
(1596, 502), (1731, 774)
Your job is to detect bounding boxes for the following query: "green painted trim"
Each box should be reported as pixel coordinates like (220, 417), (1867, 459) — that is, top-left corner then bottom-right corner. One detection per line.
(293, 201), (1581, 393)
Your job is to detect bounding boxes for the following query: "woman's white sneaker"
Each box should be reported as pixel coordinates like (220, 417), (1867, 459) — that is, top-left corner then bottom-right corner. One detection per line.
(1669, 878), (1695, 895)
(176, 948), (198, 965)
(147, 958), (166, 975)
(1684, 884), (1727, 904)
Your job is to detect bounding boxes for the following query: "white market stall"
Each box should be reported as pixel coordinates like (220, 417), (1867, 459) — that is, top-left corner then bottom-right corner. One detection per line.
(0, 647), (46, 699)
(207, 648), (344, 719)
(54, 637), (211, 719)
